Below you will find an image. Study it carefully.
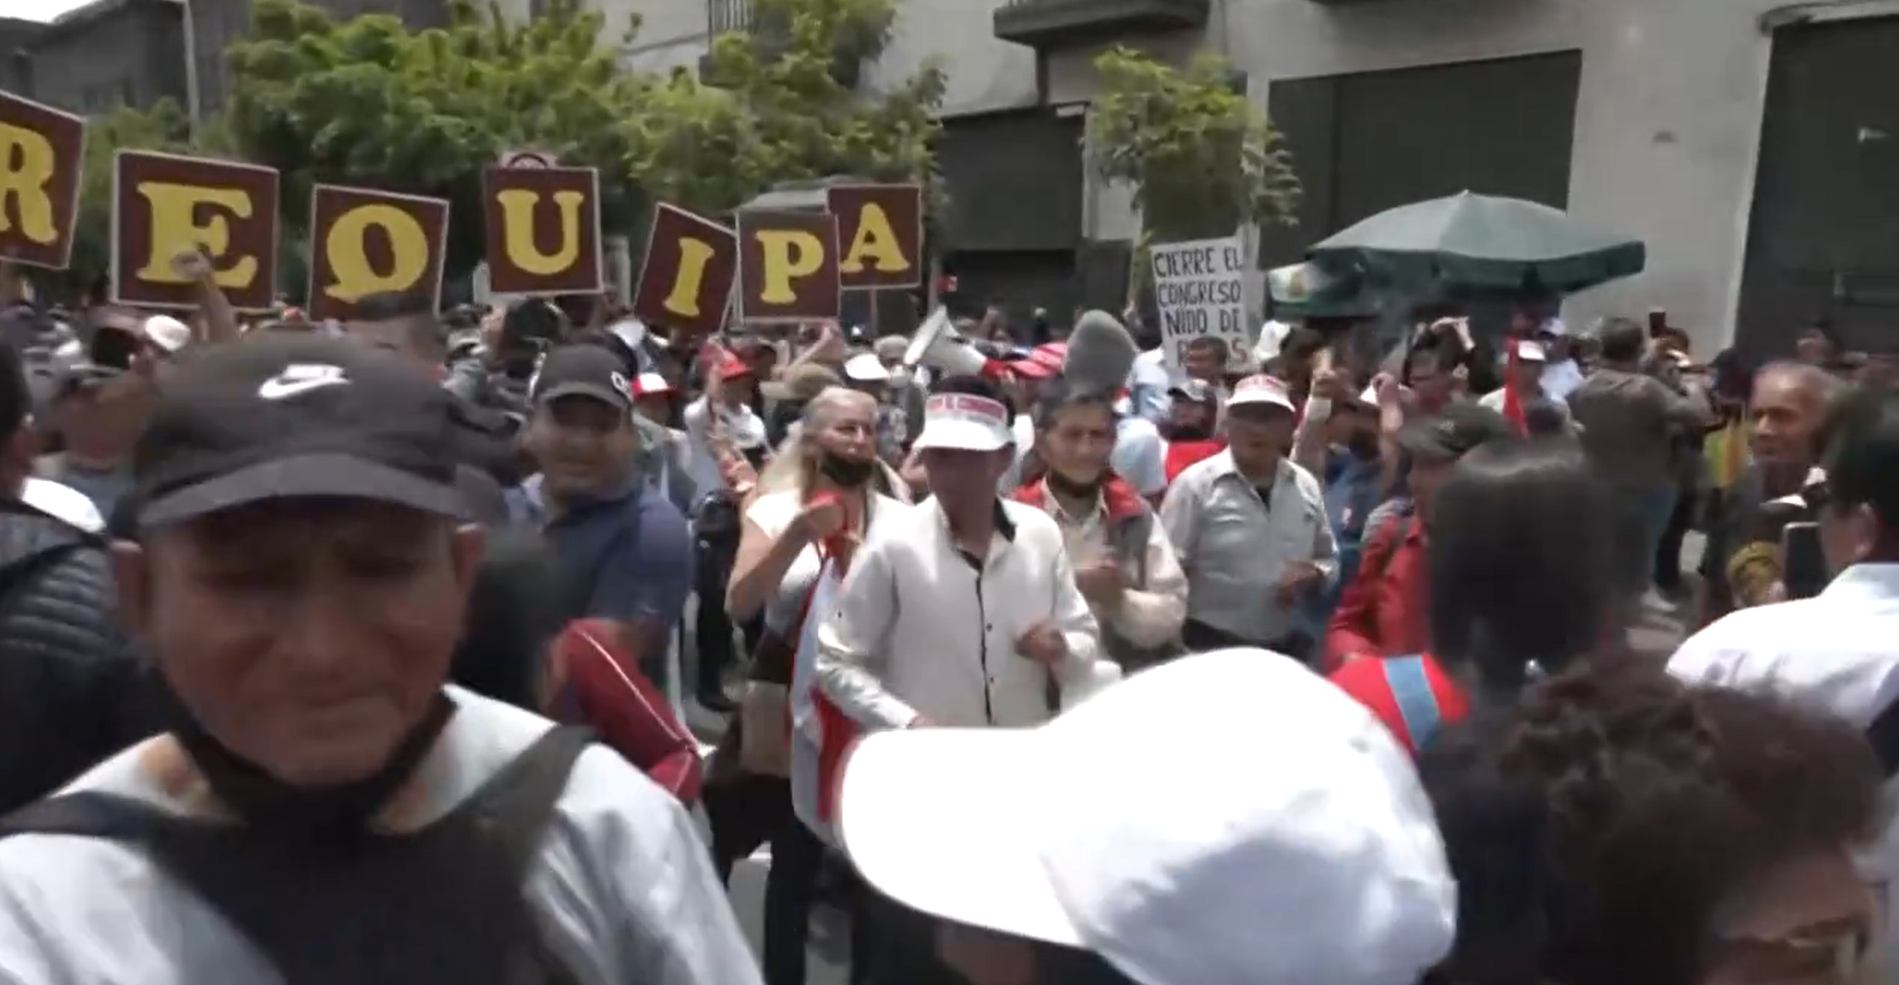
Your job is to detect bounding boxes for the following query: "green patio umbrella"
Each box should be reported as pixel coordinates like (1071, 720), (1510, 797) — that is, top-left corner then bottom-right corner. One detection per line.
(1308, 191), (1645, 296)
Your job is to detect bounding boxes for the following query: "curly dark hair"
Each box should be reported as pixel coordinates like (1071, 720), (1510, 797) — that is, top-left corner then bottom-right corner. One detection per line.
(1420, 660), (1883, 985)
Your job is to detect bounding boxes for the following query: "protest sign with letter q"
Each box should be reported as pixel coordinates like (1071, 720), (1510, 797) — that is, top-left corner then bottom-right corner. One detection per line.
(112, 150), (280, 311)
(480, 165), (603, 296)
(825, 184), (922, 291)
(633, 203), (737, 338)
(0, 89), (86, 270)
(305, 185), (450, 321)
(737, 209), (839, 324)
(1149, 235), (1250, 371)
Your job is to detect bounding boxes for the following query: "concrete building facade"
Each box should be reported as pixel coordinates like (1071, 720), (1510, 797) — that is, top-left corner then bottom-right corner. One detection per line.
(13, 0), (187, 117)
(579, 0), (1899, 356)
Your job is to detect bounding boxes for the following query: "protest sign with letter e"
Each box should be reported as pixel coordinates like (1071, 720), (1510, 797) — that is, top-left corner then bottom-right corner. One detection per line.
(737, 209), (840, 324)
(480, 165), (603, 296)
(0, 89), (86, 270)
(111, 150), (280, 310)
(1149, 235), (1249, 371)
(632, 203), (737, 338)
(305, 185), (450, 321)
(826, 184), (923, 291)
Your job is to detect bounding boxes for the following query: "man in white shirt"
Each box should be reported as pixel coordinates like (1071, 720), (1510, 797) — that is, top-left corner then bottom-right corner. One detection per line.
(817, 375), (1103, 732)
(1161, 374), (1338, 660)
(1668, 385), (1899, 971)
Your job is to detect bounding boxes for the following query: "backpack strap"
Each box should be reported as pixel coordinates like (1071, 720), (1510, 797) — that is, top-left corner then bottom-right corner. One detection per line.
(1382, 655), (1442, 751)
(0, 789), (173, 841)
(459, 725), (597, 884)
(1867, 700), (1899, 778)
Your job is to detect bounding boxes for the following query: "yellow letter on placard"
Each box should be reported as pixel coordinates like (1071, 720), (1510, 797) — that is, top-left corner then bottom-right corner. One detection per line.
(0, 122), (59, 244)
(663, 237), (715, 318)
(497, 189), (583, 275)
(841, 203), (907, 276)
(755, 230), (824, 305)
(323, 203), (429, 302)
(134, 182), (257, 288)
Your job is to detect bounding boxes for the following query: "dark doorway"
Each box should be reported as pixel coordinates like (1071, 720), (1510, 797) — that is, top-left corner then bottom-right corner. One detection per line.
(1736, 16), (1899, 358)
(1258, 51), (1584, 271)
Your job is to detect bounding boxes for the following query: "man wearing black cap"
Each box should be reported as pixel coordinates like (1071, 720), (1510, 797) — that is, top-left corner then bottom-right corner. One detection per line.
(515, 344), (694, 695)
(0, 334), (754, 985)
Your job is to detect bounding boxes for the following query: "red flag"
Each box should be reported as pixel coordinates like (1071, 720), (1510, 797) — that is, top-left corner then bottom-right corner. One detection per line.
(1501, 338), (1527, 435)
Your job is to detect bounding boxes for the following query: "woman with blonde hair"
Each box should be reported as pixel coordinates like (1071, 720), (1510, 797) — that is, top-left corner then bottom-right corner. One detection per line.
(704, 385), (909, 985)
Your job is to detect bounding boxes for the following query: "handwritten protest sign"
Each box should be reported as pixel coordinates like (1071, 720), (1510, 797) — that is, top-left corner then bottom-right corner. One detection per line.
(1149, 235), (1249, 370)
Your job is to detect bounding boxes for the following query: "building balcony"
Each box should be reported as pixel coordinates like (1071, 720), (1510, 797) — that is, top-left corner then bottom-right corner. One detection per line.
(992, 0), (1211, 50)
(701, 0), (862, 88)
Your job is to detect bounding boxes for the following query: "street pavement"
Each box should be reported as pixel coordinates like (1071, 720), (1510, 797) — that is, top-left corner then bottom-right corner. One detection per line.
(686, 531), (1707, 983)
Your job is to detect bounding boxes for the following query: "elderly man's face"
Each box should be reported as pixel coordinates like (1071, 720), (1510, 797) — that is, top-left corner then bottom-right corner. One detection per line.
(117, 500), (482, 787)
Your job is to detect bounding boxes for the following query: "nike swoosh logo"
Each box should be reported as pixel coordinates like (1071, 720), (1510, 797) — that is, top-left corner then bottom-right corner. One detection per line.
(257, 377), (348, 400)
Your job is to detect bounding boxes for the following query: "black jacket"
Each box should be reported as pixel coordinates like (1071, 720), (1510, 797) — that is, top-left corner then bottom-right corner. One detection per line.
(0, 505), (152, 815)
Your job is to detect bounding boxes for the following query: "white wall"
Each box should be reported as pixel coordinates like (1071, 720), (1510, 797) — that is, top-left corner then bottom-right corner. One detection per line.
(572, 0), (1899, 350)
(1039, 0), (1895, 351)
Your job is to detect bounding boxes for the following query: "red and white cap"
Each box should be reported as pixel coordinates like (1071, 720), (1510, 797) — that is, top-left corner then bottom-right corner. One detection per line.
(1227, 374), (1297, 413)
(631, 372), (671, 397)
(912, 393), (1014, 452)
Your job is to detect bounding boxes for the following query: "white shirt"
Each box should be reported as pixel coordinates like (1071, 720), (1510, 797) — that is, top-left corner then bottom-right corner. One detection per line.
(1159, 451), (1338, 643)
(683, 395), (767, 499)
(816, 498), (1102, 730)
(0, 688), (760, 985)
(995, 414), (1168, 499)
(1668, 563), (1899, 967)
(20, 477), (104, 533)
(745, 490), (909, 632)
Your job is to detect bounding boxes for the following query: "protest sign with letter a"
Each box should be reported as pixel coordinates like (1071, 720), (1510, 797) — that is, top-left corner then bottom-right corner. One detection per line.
(632, 203), (737, 337)
(826, 184), (923, 291)
(112, 150), (280, 311)
(480, 165), (603, 296)
(1149, 235), (1250, 371)
(0, 90), (86, 270)
(306, 185), (450, 321)
(737, 210), (840, 324)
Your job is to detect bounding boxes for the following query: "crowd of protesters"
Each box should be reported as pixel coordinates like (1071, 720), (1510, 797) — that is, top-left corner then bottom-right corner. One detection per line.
(0, 246), (1897, 985)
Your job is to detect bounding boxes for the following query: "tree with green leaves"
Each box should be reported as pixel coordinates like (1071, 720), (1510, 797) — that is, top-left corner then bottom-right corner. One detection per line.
(1086, 46), (1300, 244)
(221, 0), (649, 284)
(641, 0), (948, 217)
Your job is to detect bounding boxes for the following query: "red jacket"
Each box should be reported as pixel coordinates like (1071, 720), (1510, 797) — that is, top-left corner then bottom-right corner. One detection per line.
(1164, 439), (1225, 485)
(546, 619), (703, 806)
(1328, 653), (1468, 756)
(1323, 515), (1431, 672)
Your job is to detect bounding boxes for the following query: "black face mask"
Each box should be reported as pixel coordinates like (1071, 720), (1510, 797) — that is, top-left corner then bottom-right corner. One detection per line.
(819, 454), (877, 488)
(157, 677), (457, 841)
(1045, 467), (1105, 500)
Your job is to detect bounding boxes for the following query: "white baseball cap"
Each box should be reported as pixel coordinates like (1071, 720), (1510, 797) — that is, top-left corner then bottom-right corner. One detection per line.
(142, 315), (192, 354)
(844, 351), (893, 384)
(911, 392), (1014, 452)
(838, 649), (1456, 985)
(1513, 339), (1549, 363)
(1226, 373), (1298, 413)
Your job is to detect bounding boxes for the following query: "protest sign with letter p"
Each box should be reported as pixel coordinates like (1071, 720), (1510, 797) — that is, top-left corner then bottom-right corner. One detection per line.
(737, 210), (839, 324)
(0, 90), (86, 270)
